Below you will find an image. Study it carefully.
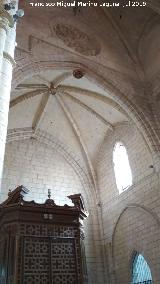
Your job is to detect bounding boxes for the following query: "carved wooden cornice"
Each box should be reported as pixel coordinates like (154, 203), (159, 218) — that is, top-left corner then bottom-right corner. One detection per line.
(0, 185), (89, 221)
(0, 185), (29, 206)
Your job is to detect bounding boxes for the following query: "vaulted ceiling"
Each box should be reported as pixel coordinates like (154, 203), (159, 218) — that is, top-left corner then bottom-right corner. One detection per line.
(8, 0), (160, 177)
(9, 69), (128, 170)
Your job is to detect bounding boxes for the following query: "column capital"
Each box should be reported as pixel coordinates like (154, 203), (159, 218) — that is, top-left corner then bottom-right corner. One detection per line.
(0, 5), (14, 30)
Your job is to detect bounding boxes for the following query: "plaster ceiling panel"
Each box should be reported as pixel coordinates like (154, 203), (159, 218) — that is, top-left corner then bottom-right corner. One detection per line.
(38, 96), (87, 168)
(37, 70), (71, 84)
(48, 11), (135, 71)
(62, 95), (109, 165)
(11, 75), (48, 99)
(11, 70), (71, 100)
(16, 3), (137, 75)
(67, 92), (128, 124)
(61, 77), (109, 97)
(20, 76), (45, 85)
(138, 16), (160, 78)
(108, 6), (154, 51)
(11, 89), (25, 100)
(8, 95), (43, 130)
(11, 88), (46, 100)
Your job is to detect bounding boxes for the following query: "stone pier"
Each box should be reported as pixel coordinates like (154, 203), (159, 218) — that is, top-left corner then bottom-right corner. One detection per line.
(0, 3), (16, 189)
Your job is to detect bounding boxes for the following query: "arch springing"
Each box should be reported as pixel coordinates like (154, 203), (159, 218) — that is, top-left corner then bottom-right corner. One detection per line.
(113, 142), (132, 193)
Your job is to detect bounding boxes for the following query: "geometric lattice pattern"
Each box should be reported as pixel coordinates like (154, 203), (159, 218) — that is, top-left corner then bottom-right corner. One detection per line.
(23, 237), (50, 284)
(51, 238), (77, 284)
(21, 224), (77, 238)
(21, 224), (79, 284)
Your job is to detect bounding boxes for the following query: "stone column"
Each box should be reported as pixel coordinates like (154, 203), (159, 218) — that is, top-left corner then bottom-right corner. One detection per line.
(0, 10), (9, 68)
(0, 4), (16, 190)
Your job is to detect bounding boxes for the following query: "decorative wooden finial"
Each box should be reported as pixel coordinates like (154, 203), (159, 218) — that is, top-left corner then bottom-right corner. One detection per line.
(48, 189), (51, 199)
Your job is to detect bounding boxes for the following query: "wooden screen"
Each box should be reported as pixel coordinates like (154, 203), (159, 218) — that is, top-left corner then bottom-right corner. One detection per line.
(22, 236), (78, 284)
(0, 186), (88, 284)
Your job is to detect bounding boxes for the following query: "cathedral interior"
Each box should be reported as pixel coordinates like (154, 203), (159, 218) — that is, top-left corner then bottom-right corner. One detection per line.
(0, 0), (160, 283)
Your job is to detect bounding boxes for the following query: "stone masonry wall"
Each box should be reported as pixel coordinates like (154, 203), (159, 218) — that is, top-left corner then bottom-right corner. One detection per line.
(1, 138), (83, 204)
(97, 122), (160, 284)
(1, 138), (105, 284)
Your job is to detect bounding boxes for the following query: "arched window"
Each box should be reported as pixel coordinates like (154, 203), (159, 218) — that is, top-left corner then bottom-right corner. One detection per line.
(113, 142), (132, 193)
(132, 253), (152, 284)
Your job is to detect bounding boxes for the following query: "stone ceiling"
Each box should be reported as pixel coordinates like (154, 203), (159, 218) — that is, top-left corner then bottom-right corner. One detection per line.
(9, 69), (127, 170)
(15, 0), (160, 79)
(8, 0), (160, 179)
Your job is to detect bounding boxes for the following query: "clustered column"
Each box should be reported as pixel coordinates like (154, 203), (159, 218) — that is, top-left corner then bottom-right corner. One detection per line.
(0, 2), (17, 190)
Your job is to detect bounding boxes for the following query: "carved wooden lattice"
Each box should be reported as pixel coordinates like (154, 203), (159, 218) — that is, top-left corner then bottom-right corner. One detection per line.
(22, 236), (77, 284)
(51, 238), (77, 284)
(23, 237), (50, 284)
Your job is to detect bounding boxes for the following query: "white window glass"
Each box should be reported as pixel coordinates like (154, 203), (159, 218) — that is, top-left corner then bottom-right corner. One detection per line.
(113, 142), (132, 193)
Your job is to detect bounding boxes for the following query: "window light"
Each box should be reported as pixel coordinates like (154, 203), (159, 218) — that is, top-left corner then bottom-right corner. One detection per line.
(113, 142), (132, 193)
